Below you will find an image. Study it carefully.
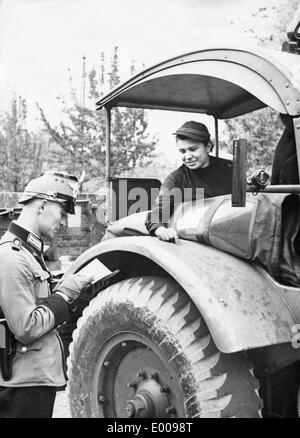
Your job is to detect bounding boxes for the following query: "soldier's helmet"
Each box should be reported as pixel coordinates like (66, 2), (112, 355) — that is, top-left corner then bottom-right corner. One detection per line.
(19, 171), (79, 215)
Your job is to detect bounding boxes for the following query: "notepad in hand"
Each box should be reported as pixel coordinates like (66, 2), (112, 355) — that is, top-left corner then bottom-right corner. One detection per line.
(78, 258), (112, 284)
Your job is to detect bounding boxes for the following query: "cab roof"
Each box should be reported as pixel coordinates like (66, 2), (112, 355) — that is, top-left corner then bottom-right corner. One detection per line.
(96, 45), (300, 119)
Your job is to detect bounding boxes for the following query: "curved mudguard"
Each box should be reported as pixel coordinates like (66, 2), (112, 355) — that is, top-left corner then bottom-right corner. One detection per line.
(66, 236), (298, 354)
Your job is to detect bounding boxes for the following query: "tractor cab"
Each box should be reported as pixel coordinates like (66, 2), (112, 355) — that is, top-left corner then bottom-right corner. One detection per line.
(95, 42), (300, 285)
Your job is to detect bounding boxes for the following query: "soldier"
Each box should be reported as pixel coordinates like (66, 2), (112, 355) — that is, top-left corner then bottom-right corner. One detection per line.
(0, 172), (93, 418)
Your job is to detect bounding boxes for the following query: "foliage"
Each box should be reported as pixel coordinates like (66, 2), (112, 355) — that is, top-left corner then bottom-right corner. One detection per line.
(222, 108), (283, 176)
(271, 0), (300, 48)
(0, 97), (45, 191)
(38, 47), (157, 185)
(223, 0), (298, 177)
(230, 0), (299, 49)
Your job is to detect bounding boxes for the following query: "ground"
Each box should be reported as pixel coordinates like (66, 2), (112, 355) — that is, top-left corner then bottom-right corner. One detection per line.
(53, 389), (71, 418)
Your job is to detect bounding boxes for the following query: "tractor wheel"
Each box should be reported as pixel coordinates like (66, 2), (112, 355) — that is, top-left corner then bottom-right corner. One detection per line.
(67, 276), (262, 418)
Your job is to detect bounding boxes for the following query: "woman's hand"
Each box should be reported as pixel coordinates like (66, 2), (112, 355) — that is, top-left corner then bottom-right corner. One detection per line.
(154, 226), (180, 244)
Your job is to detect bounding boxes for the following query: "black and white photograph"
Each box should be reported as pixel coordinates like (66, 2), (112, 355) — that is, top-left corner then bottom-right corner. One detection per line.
(0, 0), (300, 420)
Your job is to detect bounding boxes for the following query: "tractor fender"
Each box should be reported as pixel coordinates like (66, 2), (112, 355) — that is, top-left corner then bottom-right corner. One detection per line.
(66, 236), (298, 354)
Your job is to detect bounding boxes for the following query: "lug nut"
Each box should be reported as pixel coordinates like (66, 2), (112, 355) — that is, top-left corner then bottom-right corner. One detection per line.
(98, 395), (106, 403)
(150, 372), (159, 382)
(103, 361), (110, 367)
(127, 381), (137, 389)
(165, 406), (176, 416)
(121, 342), (127, 348)
(125, 402), (136, 418)
(160, 386), (170, 394)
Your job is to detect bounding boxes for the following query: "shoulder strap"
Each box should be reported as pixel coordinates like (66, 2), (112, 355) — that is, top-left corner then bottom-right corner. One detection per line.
(0, 238), (51, 278)
(0, 240), (13, 247)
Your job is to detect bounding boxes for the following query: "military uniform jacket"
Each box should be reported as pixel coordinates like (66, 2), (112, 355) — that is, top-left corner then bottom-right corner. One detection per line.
(0, 228), (68, 387)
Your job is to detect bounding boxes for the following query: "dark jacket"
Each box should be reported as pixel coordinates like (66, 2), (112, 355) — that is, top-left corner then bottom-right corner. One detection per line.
(145, 155), (232, 235)
(271, 114), (299, 185)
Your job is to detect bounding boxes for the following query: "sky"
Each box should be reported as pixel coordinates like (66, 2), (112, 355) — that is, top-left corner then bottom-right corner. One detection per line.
(0, 0), (292, 159)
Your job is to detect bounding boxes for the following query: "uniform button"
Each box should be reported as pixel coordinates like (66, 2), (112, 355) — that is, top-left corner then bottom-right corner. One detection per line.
(21, 346), (27, 352)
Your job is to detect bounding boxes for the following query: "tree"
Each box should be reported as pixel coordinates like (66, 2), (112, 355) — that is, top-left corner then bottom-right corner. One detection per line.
(0, 97), (45, 191)
(223, 0), (299, 177)
(38, 47), (157, 186)
(230, 0), (299, 49)
(222, 107), (283, 175)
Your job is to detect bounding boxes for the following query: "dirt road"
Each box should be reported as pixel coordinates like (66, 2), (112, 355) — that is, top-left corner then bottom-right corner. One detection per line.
(53, 390), (71, 418)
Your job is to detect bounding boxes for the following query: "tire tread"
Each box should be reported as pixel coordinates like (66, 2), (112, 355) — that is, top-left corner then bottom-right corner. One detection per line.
(68, 276), (263, 418)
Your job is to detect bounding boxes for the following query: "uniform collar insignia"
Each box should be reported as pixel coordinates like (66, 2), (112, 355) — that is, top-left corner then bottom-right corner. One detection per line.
(27, 233), (43, 252)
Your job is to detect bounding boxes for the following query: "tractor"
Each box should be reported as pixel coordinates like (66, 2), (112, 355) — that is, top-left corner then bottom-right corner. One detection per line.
(62, 19), (300, 418)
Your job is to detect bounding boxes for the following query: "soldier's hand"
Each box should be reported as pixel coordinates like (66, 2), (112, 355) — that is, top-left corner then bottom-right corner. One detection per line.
(154, 226), (180, 244)
(54, 273), (94, 302)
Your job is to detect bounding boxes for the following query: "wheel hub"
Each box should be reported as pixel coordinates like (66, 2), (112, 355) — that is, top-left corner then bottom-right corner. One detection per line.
(125, 394), (153, 418)
(125, 372), (171, 418)
(95, 336), (183, 418)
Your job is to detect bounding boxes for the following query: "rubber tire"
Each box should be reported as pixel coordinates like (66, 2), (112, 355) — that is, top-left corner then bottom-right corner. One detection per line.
(67, 276), (263, 418)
